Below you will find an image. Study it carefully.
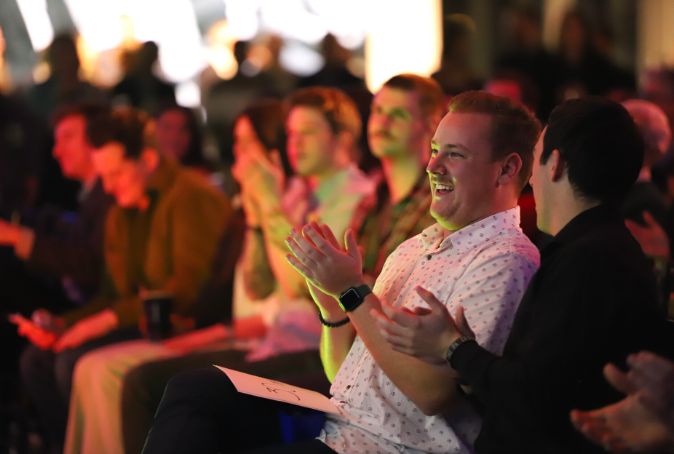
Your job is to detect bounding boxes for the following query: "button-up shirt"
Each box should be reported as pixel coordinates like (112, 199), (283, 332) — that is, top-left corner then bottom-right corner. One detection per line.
(319, 207), (540, 453)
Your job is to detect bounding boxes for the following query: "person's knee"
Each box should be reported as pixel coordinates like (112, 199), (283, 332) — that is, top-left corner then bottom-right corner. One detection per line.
(162, 367), (234, 409)
(71, 350), (105, 390)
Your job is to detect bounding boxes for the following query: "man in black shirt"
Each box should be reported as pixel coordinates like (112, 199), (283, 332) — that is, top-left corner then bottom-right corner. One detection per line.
(375, 97), (669, 453)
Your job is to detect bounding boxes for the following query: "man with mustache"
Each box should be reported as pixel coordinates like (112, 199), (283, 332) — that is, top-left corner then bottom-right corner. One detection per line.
(282, 91), (541, 453)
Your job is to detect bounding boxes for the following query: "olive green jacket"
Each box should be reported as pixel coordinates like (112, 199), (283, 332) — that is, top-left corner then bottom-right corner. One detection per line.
(63, 158), (232, 327)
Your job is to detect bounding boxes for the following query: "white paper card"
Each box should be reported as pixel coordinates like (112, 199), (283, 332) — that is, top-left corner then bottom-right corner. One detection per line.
(214, 366), (341, 415)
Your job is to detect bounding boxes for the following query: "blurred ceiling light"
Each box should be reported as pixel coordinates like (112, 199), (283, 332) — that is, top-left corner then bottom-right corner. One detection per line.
(305, 0), (366, 49)
(280, 40), (323, 76)
(260, 0), (327, 44)
(365, 0), (442, 92)
(16, 0), (54, 51)
(206, 20), (238, 80)
(121, 0), (206, 82)
(175, 80), (201, 108)
(223, 0), (260, 40)
(63, 0), (123, 51)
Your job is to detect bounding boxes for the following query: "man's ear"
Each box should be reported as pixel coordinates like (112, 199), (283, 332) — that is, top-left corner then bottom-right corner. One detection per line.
(140, 148), (160, 173)
(548, 149), (565, 182)
(497, 152), (523, 186)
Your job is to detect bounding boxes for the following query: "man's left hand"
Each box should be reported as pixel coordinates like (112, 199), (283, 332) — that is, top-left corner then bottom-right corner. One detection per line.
(285, 222), (364, 297)
(53, 310), (118, 352)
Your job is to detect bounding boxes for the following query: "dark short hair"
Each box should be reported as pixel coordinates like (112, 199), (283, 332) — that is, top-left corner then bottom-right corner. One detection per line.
(382, 74), (446, 122)
(542, 97), (643, 204)
(52, 102), (110, 131)
(448, 91), (541, 190)
(236, 99), (292, 177)
(86, 107), (150, 159)
(285, 86), (361, 141)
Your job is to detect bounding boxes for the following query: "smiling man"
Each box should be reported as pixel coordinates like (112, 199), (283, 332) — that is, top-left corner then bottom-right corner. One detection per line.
(277, 91), (541, 453)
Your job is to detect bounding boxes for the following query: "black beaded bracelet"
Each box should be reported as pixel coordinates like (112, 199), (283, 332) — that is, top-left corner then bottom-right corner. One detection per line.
(318, 312), (350, 328)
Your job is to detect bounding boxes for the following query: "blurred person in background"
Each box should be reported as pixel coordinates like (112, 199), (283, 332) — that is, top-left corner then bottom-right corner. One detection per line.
(621, 99), (672, 311)
(496, 6), (562, 121)
(142, 87), (377, 454)
(23, 34), (108, 211)
(63, 99), (288, 454)
(15, 107), (231, 453)
(432, 14), (482, 97)
(112, 41), (176, 116)
(0, 102), (112, 452)
(357, 74), (444, 280)
(24, 34), (107, 124)
(556, 10), (635, 102)
(152, 103), (211, 173)
(0, 103), (113, 310)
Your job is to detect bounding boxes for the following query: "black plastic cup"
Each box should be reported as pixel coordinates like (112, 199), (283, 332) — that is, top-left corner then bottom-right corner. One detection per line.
(143, 291), (173, 341)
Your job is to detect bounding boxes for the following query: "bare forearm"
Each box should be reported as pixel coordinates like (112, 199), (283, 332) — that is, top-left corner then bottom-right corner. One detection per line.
(241, 230), (275, 300)
(349, 296), (459, 415)
(311, 286), (356, 382)
(262, 212), (311, 299)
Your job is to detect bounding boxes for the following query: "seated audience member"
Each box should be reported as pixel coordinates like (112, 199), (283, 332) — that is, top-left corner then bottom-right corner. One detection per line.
(65, 88), (375, 454)
(358, 74), (444, 279)
(16, 107), (232, 452)
(0, 103), (113, 311)
(375, 98), (670, 453)
(62, 99), (288, 454)
(152, 104), (210, 168)
(142, 91), (541, 453)
(621, 100), (672, 258)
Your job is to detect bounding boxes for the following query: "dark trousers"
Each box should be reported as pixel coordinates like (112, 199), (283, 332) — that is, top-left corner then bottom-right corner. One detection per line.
(19, 327), (140, 448)
(141, 355), (334, 454)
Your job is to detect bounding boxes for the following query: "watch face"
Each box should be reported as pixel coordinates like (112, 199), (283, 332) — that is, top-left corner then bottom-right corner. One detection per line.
(339, 288), (361, 312)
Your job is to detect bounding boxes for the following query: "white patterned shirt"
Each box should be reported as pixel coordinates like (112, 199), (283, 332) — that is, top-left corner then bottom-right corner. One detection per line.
(319, 207), (540, 453)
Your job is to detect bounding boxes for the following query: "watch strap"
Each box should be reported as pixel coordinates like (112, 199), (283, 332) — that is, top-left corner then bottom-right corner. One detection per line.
(445, 335), (472, 365)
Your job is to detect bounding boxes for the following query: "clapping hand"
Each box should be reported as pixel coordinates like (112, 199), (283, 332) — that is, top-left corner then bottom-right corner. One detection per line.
(571, 351), (674, 453)
(371, 286), (475, 365)
(285, 222), (364, 297)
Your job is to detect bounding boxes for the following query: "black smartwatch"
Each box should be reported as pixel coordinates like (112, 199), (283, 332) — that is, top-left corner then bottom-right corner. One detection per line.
(338, 284), (372, 312)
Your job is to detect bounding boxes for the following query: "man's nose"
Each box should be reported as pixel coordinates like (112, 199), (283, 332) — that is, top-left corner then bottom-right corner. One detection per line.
(426, 155), (444, 175)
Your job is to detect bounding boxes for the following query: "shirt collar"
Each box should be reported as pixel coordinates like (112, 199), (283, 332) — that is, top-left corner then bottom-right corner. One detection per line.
(545, 204), (621, 252)
(419, 206), (522, 253)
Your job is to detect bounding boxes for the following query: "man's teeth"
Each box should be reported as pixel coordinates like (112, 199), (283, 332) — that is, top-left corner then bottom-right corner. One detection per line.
(435, 183), (453, 192)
